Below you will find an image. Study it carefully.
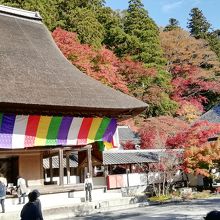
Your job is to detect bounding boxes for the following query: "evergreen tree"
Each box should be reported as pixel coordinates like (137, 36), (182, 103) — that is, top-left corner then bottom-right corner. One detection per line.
(96, 7), (133, 57)
(164, 18), (180, 32)
(123, 0), (166, 65)
(0, 0), (60, 30)
(207, 31), (220, 62)
(187, 8), (220, 62)
(66, 7), (104, 48)
(187, 7), (211, 39)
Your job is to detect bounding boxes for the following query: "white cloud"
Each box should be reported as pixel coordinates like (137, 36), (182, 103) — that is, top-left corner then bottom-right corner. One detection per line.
(192, 0), (201, 6)
(162, 1), (183, 13)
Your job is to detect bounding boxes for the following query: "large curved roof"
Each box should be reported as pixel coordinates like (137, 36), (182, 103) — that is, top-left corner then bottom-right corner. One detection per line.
(0, 5), (147, 119)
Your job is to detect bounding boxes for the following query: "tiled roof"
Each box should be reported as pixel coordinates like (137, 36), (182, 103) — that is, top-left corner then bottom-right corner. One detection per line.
(118, 126), (140, 144)
(103, 150), (158, 165)
(43, 154), (78, 169)
(199, 104), (220, 123)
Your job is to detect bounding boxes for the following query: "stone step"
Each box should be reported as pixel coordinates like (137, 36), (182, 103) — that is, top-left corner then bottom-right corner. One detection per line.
(3, 189), (123, 211)
(0, 190), (130, 220)
(43, 196), (137, 220)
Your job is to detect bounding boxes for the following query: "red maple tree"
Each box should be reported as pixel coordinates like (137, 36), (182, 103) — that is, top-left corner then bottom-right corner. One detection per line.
(52, 28), (129, 93)
(139, 116), (189, 149)
(167, 120), (220, 176)
(171, 65), (220, 120)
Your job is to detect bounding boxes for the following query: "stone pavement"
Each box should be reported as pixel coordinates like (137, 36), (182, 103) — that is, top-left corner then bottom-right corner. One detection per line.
(1, 191), (219, 220)
(0, 188), (137, 220)
(64, 197), (220, 220)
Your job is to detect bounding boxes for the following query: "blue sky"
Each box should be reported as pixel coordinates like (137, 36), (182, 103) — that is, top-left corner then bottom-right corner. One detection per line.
(105, 0), (220, 30)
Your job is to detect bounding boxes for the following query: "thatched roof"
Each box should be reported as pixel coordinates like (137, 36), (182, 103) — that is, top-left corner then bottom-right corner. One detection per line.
(0, 5), (147, 119)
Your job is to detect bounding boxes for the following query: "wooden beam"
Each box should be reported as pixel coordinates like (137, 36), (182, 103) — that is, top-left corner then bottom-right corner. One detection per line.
(58, 148), (64, 186)
(87, 145), (92, 176)
(0, 145), (92, 156)
(49, 155), (53, 183)
(66, 151), (70, 184)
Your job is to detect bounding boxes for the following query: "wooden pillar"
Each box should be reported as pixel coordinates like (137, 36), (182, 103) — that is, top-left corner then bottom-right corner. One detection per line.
(87, 145), (92, 176)
(66, 151), (71, 184)
(49, 155), (53, 182)
(59, 148), (64, 186)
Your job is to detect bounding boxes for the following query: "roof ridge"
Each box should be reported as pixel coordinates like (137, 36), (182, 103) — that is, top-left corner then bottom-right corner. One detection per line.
(0, 4), (42, 21)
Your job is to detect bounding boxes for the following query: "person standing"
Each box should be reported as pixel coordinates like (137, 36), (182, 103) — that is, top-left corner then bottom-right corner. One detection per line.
(0, 180), (6, 213)
(32, 189), (43, 220)
(17, 176), (29, 204)
(0, 174), (7, 186)
(20, 191), (43, 220)
(84, 173), (93, 202)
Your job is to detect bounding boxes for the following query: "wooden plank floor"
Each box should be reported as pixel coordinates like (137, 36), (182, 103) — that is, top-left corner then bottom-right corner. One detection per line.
(6, 183), (106, 198)
(28, 183), (106, 195)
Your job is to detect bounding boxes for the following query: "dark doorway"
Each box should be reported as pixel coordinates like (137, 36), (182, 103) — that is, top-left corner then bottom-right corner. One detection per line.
(0, 157), (19, 185)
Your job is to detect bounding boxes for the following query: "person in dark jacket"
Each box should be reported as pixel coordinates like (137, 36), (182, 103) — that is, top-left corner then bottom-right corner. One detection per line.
(20, 190), (43, 220)
(0, 180), (6, 213)
(84, 173), (93, 202)
(204, 210), (220, 220)
(32, 189), (43, 220)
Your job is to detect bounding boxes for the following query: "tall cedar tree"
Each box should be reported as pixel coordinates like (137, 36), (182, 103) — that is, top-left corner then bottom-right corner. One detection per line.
(65, 7), (105, 48)
(57, 0), (105, 47)
(187, 8), (211, 39)
(95, 7), (131, 56)
(123, 0), (166, 65)
(164, 18), (180, 32)
(187, 8), (220, 62)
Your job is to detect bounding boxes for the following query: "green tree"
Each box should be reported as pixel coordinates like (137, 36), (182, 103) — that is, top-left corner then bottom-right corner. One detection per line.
(95, 7), (128, 55)
(123, 0), (166, 65)
(207, 31), (220, 62)
(65, 7), (104, 48)
(187, 7), (211, 39)
(0, 0), (60, 30)
(187, 8), (220, 63)
(164, 18), (180, 32)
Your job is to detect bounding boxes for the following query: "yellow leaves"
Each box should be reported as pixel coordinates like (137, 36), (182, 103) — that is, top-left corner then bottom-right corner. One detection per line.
(177, 103), (202, 122)
(160, 29), (220, 71)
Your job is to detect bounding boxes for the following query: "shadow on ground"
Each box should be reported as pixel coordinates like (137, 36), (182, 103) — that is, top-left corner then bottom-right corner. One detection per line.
(68, 197), (220, 220)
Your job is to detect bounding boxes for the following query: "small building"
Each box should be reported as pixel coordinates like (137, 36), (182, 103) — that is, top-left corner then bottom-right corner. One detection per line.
(116, 126), (141, 150)
(199, 104), (220, 123)
(103, 150), (158, 189)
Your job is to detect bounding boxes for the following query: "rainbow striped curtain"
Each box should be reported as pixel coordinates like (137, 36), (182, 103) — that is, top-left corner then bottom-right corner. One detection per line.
(0, 113), (117, 150)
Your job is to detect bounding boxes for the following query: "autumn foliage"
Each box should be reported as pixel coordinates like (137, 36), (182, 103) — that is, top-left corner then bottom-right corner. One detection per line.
(52, 28), (129, 93)
(160, 29), (220, 70)
(160, 28), (220, 120)
(121, 141), (136, 150)
(171, 65), (220, 120)
(52, 26), (220, 178)
(139, 116), (189, 149)
(166, 121), (220, 176)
